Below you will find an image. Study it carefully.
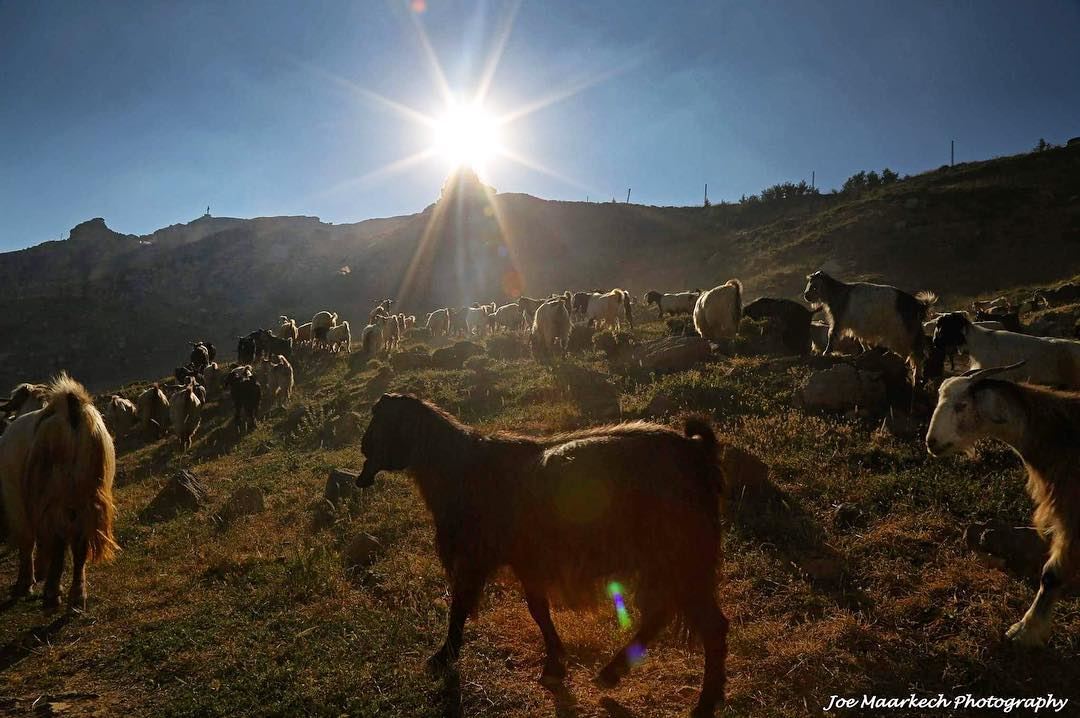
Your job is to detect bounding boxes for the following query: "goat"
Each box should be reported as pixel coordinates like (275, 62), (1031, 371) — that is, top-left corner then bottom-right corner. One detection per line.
(277, 316), (298, 341)
(136, 385), (170, 439)
(265, 355), (294, 409)
(933, 312), (1080, 388)
(448, 308), (469, 337)
(189, 341), (214, 370)
(804, 271), (936, 381)
(105, 395), (137, 437)
(426, 309), (450, 338)
(0, 373), (117, 610)
(975, 307), (1023, 334)
(644, 290), (700, 319)
(223, 365), (260, 434)
(1033, 283), (1080, 308)
(312, 311), (338, 346)
(355, 394), (729, 715)
(926, 363), (1080, 645)
(0, 383), (49, 419)
(516, 296), (545, 324)
(466, 305), (493, 336)
(742, 297), (818, 355)
(403, 315), (416, 332)
(361, 320), (385, 358)
(582, 289), (633, 331)
(296, 322), (314, 345)
(369, 300), (393, 323)
(169, 379), (202, 451)
(326, 321), (352, 353)
(694, 280), (743, 341)
(530, 293), (572, 358)
(491, 303), (526, 332)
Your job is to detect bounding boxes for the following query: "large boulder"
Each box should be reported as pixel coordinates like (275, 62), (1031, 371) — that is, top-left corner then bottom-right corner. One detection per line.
(325, 467), (360, 505)
(140, 470), (210, 523)
(796, 363), (888, 414)
(217, 486), (266, 524)
(635, 336), (712, 373)
(390, 348), (435, 372)
(432, 341), (484, 369)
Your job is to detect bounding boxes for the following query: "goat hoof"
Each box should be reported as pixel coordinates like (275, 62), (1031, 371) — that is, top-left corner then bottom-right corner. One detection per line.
(592, 667), (622, 690)
(538, 659), (567, 686)
(426, 649), (456, 674)
(42, 593), (61, 612)
(1006, 619), (1050, 646)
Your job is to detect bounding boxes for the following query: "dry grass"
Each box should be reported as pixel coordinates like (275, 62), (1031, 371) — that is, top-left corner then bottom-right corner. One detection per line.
(2, 323), (1078, 717)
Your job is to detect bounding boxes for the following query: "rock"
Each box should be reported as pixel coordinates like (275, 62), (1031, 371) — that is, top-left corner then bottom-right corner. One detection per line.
(634, 336), (712, 373)
(432, 341), (483, 369)
(485, 334), (529, 359)
(719, 444), (770, 500)
(140, 470), (209, 523)
(566, 324), (597, 353)
(217, 486), (265, 523)
(964, 521), (1047, 575)
(832, 502), (864, 531)
(554, 364), (621, 419)
(796, 363), (888, 414)
(344, 532), (383, 571)
(882, 411), (921, 439)
(324, 411), (364, 448)
(644, 393), (678, 417)
(390, 348), (434, 371)
(325, 468), (360, 505)
(734, 316), (788, 356)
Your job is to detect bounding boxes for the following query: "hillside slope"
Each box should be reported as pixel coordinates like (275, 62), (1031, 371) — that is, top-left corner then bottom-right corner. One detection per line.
(2, 146), (1079, 390)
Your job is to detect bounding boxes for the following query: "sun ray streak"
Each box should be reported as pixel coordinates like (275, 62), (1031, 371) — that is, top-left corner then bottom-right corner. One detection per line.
(495, 59), (638, 126)
(473, 0), (521, 106)
(296, 59), (437, 128)
(498, 147), (595, 193)
(307, 148), (439, 202)
(407, 7), (455, 106)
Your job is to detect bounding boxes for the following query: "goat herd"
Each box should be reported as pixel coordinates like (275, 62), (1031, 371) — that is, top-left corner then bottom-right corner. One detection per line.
(1, 270), (1080, 716)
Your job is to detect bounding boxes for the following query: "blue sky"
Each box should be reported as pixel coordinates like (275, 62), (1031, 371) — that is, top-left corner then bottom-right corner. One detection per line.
(1, 0), (1078, 250)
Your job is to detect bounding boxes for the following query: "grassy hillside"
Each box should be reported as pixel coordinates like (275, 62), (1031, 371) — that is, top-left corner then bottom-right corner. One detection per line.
(2, 320), (1077, 717)
(2, 145), (1079, 393)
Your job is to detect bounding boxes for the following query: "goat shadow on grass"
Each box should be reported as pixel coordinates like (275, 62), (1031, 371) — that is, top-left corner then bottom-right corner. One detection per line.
(729, 475), (872, 612)
(540, 681), (580, 718)
(0, 613), (70, 672)
(430, 666), (463, 718)
(599, 697), (640, 718)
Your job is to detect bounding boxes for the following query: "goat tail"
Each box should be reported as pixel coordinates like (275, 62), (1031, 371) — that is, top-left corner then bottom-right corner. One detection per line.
(916, 290), (938, 309)
(685, 416), (726, 496)
(28, 373), (118, 562)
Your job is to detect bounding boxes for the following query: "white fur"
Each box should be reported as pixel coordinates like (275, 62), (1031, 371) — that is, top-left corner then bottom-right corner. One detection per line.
(693, 281), (742, 341)
(326, 321), (352, 353)
(954, 323), (1080, 388)
(492, 303), (526, 332)
(532, 297), (571, 354)
(584, 289), (628, 330)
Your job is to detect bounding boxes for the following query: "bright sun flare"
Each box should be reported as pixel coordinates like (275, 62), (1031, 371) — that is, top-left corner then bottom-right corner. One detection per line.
(432, 103), (501, 170)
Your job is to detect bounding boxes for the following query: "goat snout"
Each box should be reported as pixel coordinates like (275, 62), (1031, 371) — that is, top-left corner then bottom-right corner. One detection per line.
(926, 437), (947, 456)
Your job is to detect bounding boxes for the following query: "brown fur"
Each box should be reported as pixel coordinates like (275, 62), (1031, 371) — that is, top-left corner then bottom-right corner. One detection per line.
(981, 380), (1080, 579)
(0, 373), (117, 610)
(357, 394), (729, 715)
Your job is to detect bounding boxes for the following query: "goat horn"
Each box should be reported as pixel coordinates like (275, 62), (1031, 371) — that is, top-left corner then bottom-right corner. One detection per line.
(961, 361), (1026, 380)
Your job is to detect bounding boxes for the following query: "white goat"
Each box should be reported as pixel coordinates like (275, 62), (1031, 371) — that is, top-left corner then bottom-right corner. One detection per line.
(277, 316), (298, 341)
(267, 355), (294, 408)
(491, 303), (526, 332)
(693, 280), (743, 341)
(531, 294), (572, 357)
(169, 380), (202, 451)
(466, 306), (493, 336)
(105, 395), (138, 437)
(932, 312), (1080, 388)
(584, 289), (632, 331)
(326, 321), (352, 353)
(645, 290), (699, 319)
(927, 363), (1080, 645)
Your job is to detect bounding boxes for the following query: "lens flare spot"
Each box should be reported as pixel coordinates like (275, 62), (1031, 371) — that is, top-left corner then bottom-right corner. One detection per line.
(607, 582), (632, 630)
(502, 269), (522, 298)
(410, 0), (426, 13)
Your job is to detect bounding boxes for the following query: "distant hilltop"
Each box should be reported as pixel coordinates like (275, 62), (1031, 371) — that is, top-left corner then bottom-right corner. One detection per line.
(2, 146), (1079, 390)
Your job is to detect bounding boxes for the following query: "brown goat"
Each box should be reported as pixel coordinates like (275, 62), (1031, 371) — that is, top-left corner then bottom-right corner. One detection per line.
(0, 374), (117, 610)
(927, 365), (1080, 645)
(356, 394), (729, 716)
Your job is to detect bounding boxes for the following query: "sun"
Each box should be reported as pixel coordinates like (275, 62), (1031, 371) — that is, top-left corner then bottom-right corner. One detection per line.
(432, 102), (501, 171)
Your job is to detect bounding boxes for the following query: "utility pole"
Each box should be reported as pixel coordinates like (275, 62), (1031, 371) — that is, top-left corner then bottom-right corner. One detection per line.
(951, 140), (955, 167)
(626, 188), (631, 204)
(811, 171), (815, 190)
(704, 182), (709, 205)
